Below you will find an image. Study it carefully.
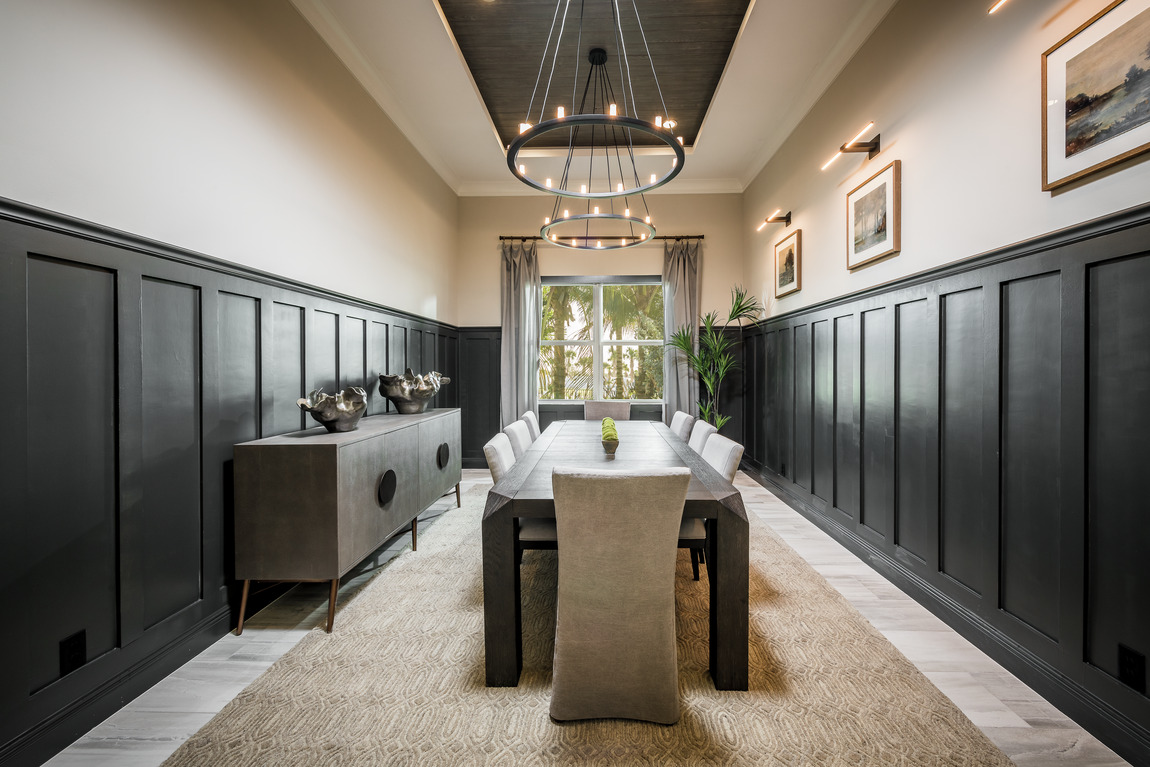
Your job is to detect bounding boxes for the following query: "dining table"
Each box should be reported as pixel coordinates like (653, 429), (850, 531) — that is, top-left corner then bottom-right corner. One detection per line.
(481, 419), (749, 690)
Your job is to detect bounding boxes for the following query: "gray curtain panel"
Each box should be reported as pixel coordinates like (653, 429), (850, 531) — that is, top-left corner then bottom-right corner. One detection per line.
(500, 239), (541, 429)
(663, 238), (700, 424)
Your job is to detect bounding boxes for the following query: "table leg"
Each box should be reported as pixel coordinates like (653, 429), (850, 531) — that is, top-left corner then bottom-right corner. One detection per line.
(482, 493), (522, 686)
(709, 505), (749, 690)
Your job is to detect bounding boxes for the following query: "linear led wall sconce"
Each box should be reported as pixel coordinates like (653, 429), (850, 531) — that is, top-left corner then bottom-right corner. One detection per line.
(987, 0), (1009, 13)
(821, 122), (880, 170)
(756, 209), (792, 231)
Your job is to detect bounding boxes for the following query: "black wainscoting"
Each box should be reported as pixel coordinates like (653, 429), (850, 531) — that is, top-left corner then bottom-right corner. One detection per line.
(459, 327), (502, 468)
(0, 198), (461, 766)
(741, 202), (1150, 765)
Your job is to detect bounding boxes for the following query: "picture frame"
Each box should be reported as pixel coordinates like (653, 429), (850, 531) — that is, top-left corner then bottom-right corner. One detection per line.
(846, 160), (900, 270)
(774, 229), (801, 297)
(1042, 0), (1150, 191)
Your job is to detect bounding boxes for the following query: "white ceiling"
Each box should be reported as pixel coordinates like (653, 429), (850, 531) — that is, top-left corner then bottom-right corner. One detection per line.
(290, 0), (899, 197)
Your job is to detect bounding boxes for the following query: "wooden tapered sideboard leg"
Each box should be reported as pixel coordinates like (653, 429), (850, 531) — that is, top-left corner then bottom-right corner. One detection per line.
(456, 482), (461, 507)
(236, 579), (252, 635)
(325, 579), (339, 633)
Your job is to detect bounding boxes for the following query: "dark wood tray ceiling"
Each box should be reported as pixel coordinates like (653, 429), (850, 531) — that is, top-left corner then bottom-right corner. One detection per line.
(438, 0), (751, 149)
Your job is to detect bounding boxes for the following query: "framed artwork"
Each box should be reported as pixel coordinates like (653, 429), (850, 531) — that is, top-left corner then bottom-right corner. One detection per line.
(1043, 0), (1150, 191)
(846, 160), (900, 270)
(774, 229), (801, 297)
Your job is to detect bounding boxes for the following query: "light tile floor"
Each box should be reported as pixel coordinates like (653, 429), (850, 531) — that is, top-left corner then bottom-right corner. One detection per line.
(48, 470), (1129, 766)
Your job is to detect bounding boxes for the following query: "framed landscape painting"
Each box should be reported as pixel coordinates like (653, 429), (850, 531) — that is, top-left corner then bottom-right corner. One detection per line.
(846, 160), (900, 270)
(1043, 0), (1150, 190)
(774, 229), (801, 297)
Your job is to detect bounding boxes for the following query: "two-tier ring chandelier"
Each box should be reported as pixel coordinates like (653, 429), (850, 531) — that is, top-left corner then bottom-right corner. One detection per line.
(507, 0), (684, 251)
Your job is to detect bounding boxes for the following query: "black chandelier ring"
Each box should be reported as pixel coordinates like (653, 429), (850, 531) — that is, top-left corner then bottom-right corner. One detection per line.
(509, 114), (686, 199)
(540, 211), (656, 250)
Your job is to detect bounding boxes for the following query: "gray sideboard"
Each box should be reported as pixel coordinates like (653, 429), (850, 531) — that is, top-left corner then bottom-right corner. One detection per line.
(233, 408), (462, 632)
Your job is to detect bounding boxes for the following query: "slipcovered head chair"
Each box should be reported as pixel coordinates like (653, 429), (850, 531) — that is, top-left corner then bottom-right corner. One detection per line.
(583, 400), (631, 421)
(549, 466), (691, 724)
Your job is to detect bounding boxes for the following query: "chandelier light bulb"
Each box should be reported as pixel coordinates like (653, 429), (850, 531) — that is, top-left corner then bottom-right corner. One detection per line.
(557, 106), (565, 119)
(580, 184), (587, 194)
(645, 216), (651, 224)
(617, 182), (624, 193)
(563, 209), (569, 218)
(518, 164), (525, 174)
(650, 174), (657, 184)
(544, 217), (551, 224)
(545, 178), (552, 188)
(624, 208), (630, 217)
(609, 104), (617, 116)
(663, 120), (676, 130)
(621, 238), (627, 246)
(672, 158), (677, 168)
(678, 136), (684, 145)
(593, 206), (600, 215)
(655, 116), (662, 128)
(552, 234), (558, 241)
(519, 123), (531, 133)
(641, 233), (647, 240)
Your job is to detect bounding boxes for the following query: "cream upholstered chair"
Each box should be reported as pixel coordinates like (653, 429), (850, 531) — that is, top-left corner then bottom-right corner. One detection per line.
(521, 410), (542, 441)
(583, 400), (631, 421)
(482, 433), (516, 485)
(687, 419), (717, 454)
(701, 433), (745, 483)
(669, 410), (694, 441)
(549, 466), (690, 724)
(503, 420), (533, 460)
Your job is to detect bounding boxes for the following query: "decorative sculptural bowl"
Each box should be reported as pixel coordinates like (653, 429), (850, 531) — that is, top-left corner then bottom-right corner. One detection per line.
(378, 368), (451, 414)
(297, 386), (368, 432)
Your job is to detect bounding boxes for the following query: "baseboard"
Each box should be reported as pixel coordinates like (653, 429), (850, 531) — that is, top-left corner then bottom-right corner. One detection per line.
(0, 606), (232, 767)
(746, 467), (1150, 766)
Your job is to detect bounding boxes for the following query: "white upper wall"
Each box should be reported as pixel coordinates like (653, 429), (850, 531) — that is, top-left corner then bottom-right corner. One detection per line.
(744, 0), (1150, 317)
(456, 194), (748, 327)
(0, 0), (459, 323)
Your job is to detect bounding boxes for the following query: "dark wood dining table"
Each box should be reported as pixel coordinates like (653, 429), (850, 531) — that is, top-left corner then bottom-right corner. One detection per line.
(481, 419), (749, 690)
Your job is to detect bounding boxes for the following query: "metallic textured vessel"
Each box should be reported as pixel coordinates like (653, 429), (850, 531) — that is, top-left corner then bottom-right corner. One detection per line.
(379, 368), (451, 414)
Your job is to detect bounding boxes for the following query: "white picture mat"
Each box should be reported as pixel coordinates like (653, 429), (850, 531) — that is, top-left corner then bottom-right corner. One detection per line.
(847, 161), (900, 269)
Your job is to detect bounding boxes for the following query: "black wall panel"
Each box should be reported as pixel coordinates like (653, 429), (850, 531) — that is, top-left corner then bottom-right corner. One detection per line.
(744, 203), (1150, 765)
(25, 257), (119, 691)
(459, 328), (501, 467)
(794, 324), (812, 491)
(311, 310), (339, 395)
(939, 288), (985, 595)
(812, 320), (833, 504)
(268, 302), (305, 435)
(861, 307), (893, 539)
(1001, 273), (1062, 640)
(1087, 254), (1150, 683)
(140, 278), (203, 629)
(895, 299), (932, 562)
(833, 315), (859, 520)
(390, 325), (408, 377)
(0, 200), (462, 766)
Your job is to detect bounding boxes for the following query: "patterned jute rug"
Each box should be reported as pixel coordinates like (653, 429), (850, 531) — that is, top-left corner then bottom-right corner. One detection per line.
(163, 486), (1014, 766)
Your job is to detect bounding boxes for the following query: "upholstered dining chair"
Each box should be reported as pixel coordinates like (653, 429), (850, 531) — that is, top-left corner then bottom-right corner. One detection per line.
(521, 410), (542, 441)
(700, 433), (745, 483)
(503, 420), (533, 460)
(583, 400), (631, 421)
(669, 410), (694, 441)
(482, 432), (516, 485)
(549, 466), (691, 724)
(687, 419), (717, 454)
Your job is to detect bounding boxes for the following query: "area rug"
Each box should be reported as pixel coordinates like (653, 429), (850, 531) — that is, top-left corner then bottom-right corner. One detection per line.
(162, 486), (1014, 766)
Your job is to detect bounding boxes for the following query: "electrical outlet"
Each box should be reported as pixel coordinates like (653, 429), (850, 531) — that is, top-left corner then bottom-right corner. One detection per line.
(1118, 644), (1146, 695)
(59, 630), (86, 678)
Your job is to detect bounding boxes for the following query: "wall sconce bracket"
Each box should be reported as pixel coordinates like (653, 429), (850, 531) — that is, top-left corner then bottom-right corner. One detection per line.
(840, 133), (881, 159)
(767, 211), (792, 227)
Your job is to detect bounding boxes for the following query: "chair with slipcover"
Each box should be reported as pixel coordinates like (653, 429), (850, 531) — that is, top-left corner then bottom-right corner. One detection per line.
(503, 420), (533, 460)
(583, 400), (631, 421)
(687, 419), (717, 454)
(669, 410), (694, 441)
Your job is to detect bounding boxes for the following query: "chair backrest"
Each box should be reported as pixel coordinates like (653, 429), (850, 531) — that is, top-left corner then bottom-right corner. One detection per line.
(583, 400), (631, 421)
(669, 410), (694, 441)
(521, 410), (541, 441)
(700, 433), (744, 483)
(687, 420), (718, 454)
(549, 466), (690, 724)
(503, 420), (533, 459)
(482, 432), (516, 485)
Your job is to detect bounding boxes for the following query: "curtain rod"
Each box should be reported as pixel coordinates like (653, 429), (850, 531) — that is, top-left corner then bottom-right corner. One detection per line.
(499, 235), (703, 241)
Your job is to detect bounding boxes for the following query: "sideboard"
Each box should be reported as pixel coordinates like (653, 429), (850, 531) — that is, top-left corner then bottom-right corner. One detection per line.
(233, 408), (462, 632)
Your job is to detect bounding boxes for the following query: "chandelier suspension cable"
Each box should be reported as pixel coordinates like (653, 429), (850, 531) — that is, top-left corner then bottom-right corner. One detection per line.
(528, 0), (568, 126)
(534, 0), (573, 126)
(629, 0), (669, 119)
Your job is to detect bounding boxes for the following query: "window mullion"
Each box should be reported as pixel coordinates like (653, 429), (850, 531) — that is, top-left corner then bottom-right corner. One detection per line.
(592, 284), (603, 400)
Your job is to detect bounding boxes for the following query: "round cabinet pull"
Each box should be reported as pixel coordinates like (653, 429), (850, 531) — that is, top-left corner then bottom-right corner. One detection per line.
(377, 469), (397, 507)
(437, 442), (450, 470)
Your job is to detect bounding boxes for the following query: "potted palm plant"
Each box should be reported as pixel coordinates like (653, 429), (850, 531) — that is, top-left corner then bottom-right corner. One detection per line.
(666, 286), (763, 432)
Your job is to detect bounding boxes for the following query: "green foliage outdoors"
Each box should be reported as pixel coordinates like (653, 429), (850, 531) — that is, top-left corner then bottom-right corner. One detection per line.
(665, 285), (763, 431)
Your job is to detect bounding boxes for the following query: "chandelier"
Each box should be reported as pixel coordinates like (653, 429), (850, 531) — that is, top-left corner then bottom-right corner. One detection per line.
(507, 1), (684, 251)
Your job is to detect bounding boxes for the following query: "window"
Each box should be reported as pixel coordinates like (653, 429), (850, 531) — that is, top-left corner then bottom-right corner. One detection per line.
(539, 277), (664, 401)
